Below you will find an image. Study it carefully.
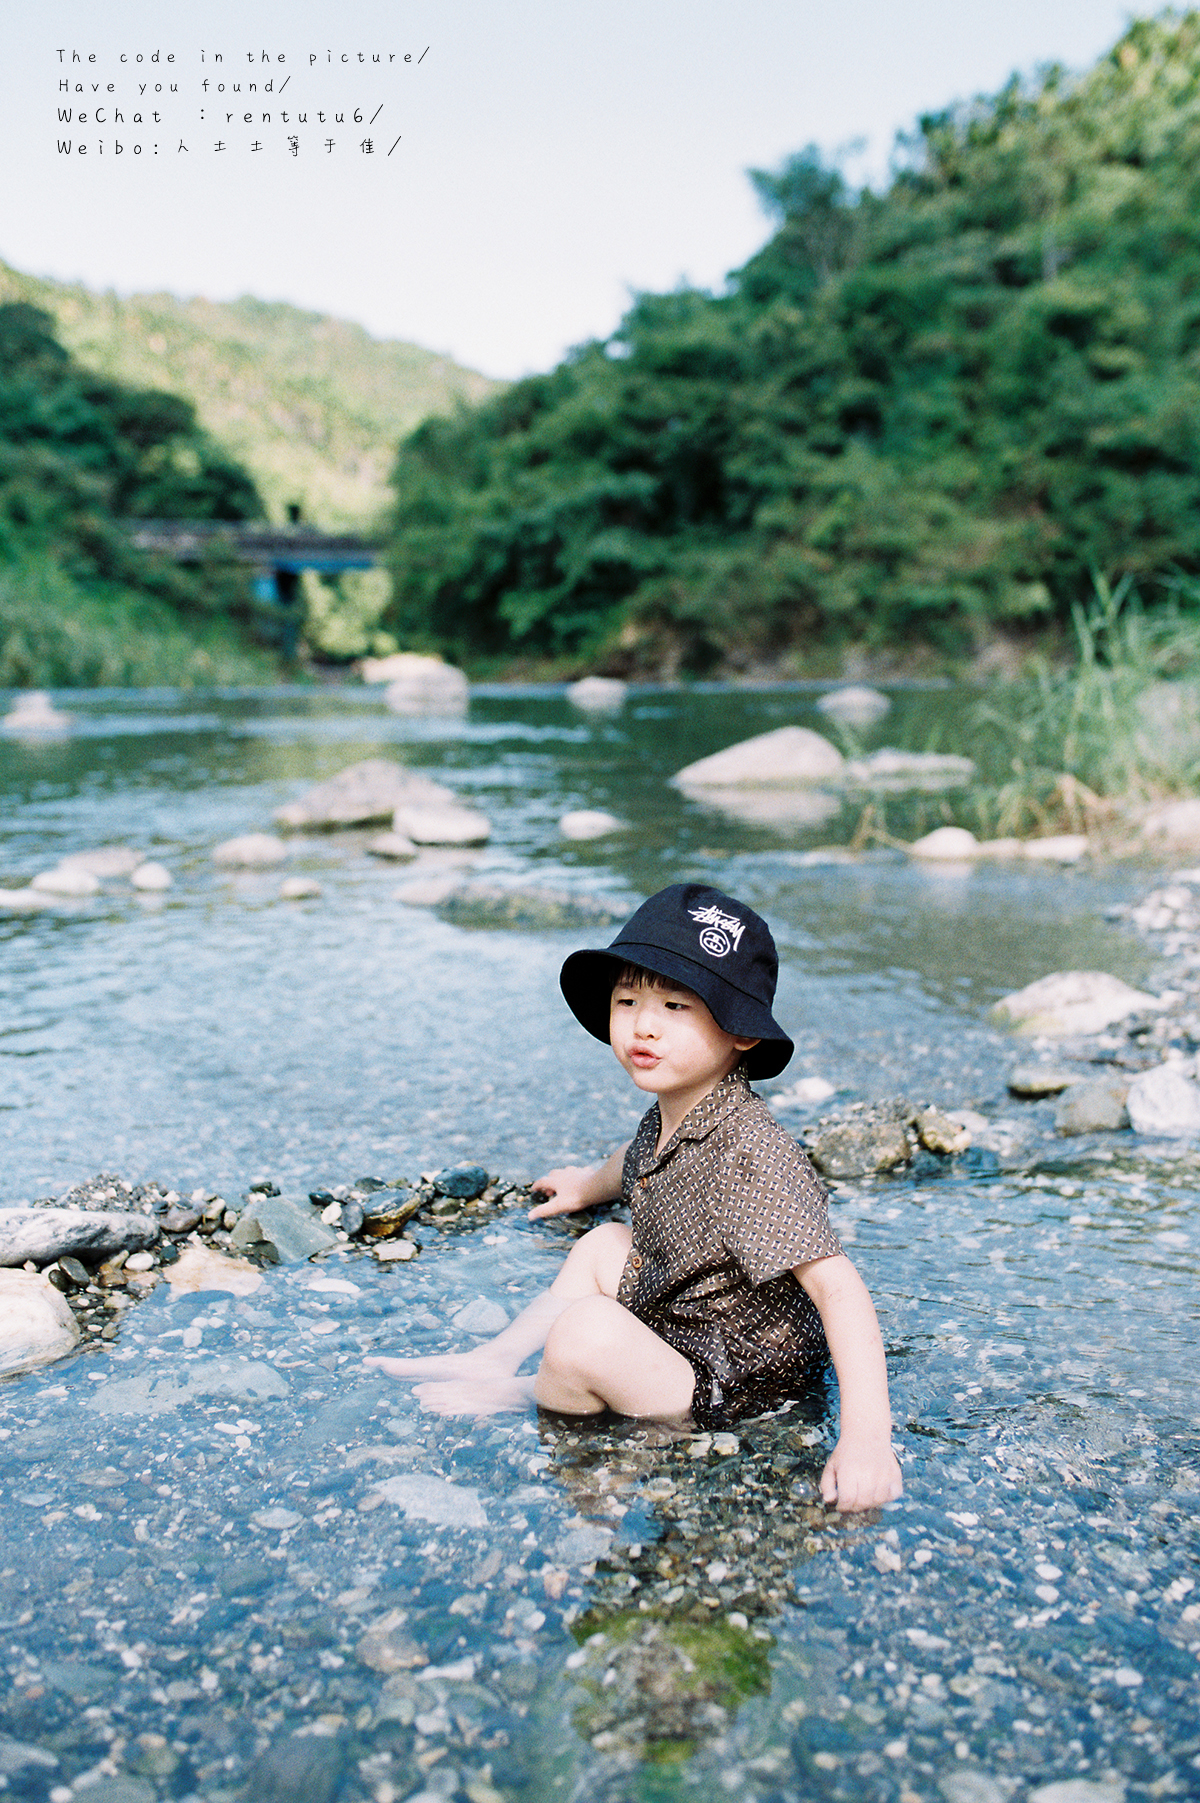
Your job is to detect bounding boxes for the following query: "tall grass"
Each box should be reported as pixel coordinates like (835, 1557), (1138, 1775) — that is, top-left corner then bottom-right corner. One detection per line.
(970, 577), (1200, 838)
(0, 555), (280, 689)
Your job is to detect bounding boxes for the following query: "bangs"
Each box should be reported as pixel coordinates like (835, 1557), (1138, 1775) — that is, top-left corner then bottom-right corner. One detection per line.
(613, 962), (691, 995)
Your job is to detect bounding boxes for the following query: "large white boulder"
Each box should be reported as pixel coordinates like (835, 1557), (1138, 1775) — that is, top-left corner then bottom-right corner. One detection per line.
(276, 759), (455, 829)
(815, 685), (890, 728)
(213, 833), (288, 868)
(568, 676), (628, 712)
(992, 971), (1166, 1038)
(1126, 1063), (1200, 1137)
(3, 692), (72, 735)
(361, 654), (468, 715)
(394, 804), (491, 847)
(672, 726), (844, 790)
(0, 1270), (80, 1374)
(31, 866), (100, 897)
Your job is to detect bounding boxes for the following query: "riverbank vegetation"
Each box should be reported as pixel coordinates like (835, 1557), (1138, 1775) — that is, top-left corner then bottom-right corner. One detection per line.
(0, 301), (274, 686)
(384, 11), (1200, 685)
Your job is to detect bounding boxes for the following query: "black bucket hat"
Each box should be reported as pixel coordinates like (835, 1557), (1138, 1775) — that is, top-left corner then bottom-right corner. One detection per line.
(560, 883), (794, 1080)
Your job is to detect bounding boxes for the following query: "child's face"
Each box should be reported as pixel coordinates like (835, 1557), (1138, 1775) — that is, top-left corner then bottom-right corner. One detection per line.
(609, 975), (756, 1111)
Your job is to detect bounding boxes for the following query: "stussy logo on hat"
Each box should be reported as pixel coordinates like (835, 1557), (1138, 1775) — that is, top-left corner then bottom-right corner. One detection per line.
(688, 902), (745, 958)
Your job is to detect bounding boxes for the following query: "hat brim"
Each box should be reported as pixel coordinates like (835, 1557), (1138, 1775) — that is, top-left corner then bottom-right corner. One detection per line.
(560, 942), (794, 1081)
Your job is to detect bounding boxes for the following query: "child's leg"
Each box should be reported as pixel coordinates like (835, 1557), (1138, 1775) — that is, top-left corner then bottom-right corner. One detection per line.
(364, 1221), (633, 1410)
(534, 1295), (695, 1418)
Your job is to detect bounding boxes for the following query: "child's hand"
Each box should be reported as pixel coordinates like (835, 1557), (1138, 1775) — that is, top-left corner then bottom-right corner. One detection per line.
(819, 1435), (903, 1513)
(528, 1166), (599, 1220)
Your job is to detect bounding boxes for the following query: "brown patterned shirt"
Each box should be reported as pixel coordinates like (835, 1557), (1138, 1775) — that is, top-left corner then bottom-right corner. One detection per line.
(617, 1067), (843, 1427)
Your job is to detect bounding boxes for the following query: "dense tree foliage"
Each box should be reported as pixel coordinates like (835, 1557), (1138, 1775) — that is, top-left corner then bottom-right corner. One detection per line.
(0, 302), (263, 623)
(385, 13), (1200, 672)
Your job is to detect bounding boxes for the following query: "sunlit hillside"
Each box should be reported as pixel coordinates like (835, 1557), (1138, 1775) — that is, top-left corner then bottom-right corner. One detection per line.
(0, 262), (501, 530)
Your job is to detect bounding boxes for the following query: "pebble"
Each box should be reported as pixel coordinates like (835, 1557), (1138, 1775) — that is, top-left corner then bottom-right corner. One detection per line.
(451, 1297), (509, 1335)
(279, 876), (322, 899)
(434, 1165), (490, 1199)
(815, 684), (890, 728)
(568, 675), (627, 712)
(3, 691), (71, 734)
(393, 804), (492, 847)
(375, 1238), (418, 1262)
(367, 830), (419, 860)
(57, 846), (142, 878)
(372, 1473), (488, 1527)
(908, 826), (981, 861)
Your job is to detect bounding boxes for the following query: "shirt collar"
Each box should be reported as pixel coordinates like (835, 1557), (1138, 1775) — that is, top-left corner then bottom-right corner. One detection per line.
(641, 1066), (752, 1169)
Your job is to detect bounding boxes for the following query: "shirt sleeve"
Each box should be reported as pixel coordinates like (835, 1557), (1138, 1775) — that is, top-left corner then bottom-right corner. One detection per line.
(719, 1108), (843, 1284)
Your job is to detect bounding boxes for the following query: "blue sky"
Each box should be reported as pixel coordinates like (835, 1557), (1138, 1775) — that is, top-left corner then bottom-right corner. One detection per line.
(2, 0), (1139, 377)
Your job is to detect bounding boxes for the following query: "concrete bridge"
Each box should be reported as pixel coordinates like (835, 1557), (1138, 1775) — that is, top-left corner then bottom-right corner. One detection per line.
(122, 518), (381, 655)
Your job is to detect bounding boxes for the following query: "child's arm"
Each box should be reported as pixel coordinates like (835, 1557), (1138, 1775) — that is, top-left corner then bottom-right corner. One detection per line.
(528, 1143), (630, 1220)
(794, 1253), (903, 1513)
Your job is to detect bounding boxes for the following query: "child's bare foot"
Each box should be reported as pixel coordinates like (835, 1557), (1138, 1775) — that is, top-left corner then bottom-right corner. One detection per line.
(411, 1374), (537, 1416)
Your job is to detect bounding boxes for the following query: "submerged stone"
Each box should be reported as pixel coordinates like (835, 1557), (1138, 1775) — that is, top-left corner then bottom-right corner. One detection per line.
(89, 1357), (288, 1416)
(372, 1472), (487, 1527)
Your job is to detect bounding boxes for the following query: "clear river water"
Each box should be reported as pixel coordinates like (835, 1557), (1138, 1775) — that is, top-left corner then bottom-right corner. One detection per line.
(0, 683), (1197, 1803)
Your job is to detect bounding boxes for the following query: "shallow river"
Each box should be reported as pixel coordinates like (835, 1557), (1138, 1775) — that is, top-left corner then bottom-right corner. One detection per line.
(1, 684), (1197, 1803)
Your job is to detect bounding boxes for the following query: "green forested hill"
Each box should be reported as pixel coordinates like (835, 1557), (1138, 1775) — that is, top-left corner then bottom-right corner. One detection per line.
(384, 10), (1200, 675)
(0, 264), (499, 530)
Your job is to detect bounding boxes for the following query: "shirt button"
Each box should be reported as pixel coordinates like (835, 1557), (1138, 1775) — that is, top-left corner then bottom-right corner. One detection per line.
(637, 1177), (649, 1188)
(630, 1252), (642, 1268)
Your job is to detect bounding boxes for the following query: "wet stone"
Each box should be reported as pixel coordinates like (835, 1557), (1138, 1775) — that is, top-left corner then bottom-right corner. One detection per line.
(248, 1733), (346, 1803)
(1054, 1075), (1130, 1135)
(433, 1164), (490, 1200)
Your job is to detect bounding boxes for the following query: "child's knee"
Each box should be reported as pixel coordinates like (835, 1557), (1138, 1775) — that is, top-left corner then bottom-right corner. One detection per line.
(543, 1295), (622, 1378)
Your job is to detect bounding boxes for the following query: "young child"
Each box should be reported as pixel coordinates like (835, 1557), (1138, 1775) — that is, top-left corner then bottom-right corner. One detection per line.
(368, 883), (902, 1513)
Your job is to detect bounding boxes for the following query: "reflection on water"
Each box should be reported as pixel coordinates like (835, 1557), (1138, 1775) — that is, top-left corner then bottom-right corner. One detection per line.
(1, 682), (1197, 1802)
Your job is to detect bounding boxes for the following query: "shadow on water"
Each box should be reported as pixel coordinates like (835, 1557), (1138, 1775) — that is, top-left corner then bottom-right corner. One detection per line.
(1, 683), (1197, 1801)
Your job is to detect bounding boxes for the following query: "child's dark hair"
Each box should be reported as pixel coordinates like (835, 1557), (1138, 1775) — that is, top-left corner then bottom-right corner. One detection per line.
(613, 962), (685, 993)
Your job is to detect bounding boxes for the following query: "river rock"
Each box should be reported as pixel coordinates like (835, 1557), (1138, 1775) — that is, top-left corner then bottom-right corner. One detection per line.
(367, 830), (418, 860)
(0, 1270), (80, 1374)
(356, 1611), (429, 1674)
(1126, 1063), (1200, 1137)
(1008, 1064), (1079, 1097)
(908, 827), (980, 861)
(279, 877), (322, 899)
(372, 1472), (488, 1527)
(769, 1075), (837, 1109)
(31, 866), (100, 897)
(451, 1296), (509, 1335)
(915, 1107), (972, 1153)
(213, 833), (288, 868)
(275, 759), (455, 829)
(843, 748), (976, 790)
(568, 676), (628, 712)
(361, 1190), (422, 1237)
(560, 809), (625, 840)
(90, 1355), (287, 1416)
(1027, 1783), (1126, 1803)
(815, 685), (890, 728)
(231, 1192), (338, 1262)
(0, 1735), (59, 1778)
(3, 692), (71, 734)
(394, 804), (491, 846)
(1054, 1076), (1130, 1135)
(1140, 797), (1200, 848)
(672, 725), (844, 790)
(162, 1243), (264, 1295)
(361, 653), (468, 715)
(0, 888), (49, 912)
(57, 847), (141, 878)
(809, 1115), (911, 1178)
(434, 1165), (490, 1199)
(992, 971), (1166, 1038)
(433, 883), (624, 931)
(1020, 834), (1089, 863)
(131, 862), (172, 891)
(0, 1207), (157, 1267)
